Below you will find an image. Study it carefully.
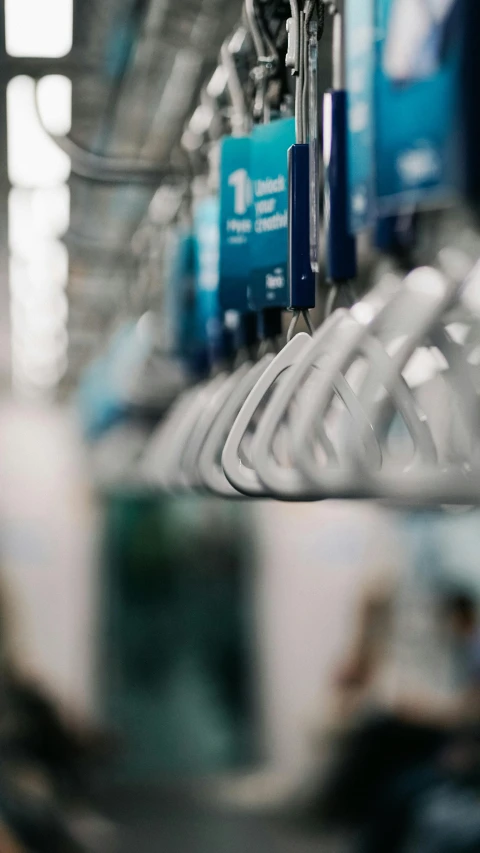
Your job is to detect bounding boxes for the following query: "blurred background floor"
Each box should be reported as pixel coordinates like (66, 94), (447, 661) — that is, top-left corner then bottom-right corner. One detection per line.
(96, 785), (346, 853)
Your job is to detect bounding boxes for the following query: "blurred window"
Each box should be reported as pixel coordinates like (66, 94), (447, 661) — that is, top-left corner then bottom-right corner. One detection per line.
(5, 0), (73, 58)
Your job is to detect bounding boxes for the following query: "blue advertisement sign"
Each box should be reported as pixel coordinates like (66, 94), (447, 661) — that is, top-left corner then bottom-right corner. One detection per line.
(249, 117), (296, 310)
(374, 0), (461, 213)
(219, 136), (253, 313)
(193, 196), (223, 363)
(346, 0), (376, 231)
(346, 0), (464, 228)
(163, 225), (196, 361)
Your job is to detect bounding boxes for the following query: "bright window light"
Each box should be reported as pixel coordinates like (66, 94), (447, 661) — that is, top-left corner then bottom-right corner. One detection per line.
(10, 235), (69, 301)
(10, 257), (68, 312)
(12, 338), (68, 376)
(5, 0), (73, 58)
(14, 356), (68, 389)
(32, 186), (70, 238)
(8, 188), (36, 256)
(10, 251), (69, 392)
(27, 241), (69, 289)
(11, 282), (68, 317)
(7, 76), (71, 188)
(11, 296), (68, 337)
(9, 188), (70, 256)
(13, 327), (68, 361)
(37, 76), (72, 136)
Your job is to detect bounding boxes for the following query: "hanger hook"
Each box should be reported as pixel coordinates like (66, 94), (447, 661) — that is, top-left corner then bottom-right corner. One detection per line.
(287, 309), (315, 341)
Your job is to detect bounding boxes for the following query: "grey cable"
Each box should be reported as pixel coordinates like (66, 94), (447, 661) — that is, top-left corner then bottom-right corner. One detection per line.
(245, 0), (277, 62)
(34, 85), (174, 185)
(221, 38), (249, 134)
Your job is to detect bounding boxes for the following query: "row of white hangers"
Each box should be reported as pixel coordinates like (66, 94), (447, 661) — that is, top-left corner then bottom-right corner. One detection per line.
(142, 248), (480, 506)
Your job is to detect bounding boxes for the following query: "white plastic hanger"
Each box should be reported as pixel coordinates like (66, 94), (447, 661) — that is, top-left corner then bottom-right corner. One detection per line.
(179, 371), (232, 489)
(355, 261), (480, 505)
(142, 388), (200, 490)
(292, 265), (463, 498)
(222, 333), (312, 496)
(250, 278), (401, 499)
(162, 382), (215, 491)
(197, 358), (268, 497)
(221, 0), (319, 499)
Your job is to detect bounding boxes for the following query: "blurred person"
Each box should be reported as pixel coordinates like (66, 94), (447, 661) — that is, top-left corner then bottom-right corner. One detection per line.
(306, 578), (480, 853)
(208, 511), (480, 852)
(0, 577), (117, 852)
(0, 820), (26, 853)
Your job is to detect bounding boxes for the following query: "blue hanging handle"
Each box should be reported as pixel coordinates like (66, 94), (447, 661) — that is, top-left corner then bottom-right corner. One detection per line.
(236, 311), (258, 349)
(257, 308), (283, 341)
(374, 213), (417, 256)
(288, 142), (316, 309)
(323, 11), (356, 284)
(286, 3), (316, 314)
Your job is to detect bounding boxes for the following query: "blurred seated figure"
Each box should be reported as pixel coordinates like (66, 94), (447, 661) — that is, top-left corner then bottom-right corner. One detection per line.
(0, 582), (117, 852)
(0, 668), (116, 806)
(309, 573), (480, 853)
(0, 819), (27, 853)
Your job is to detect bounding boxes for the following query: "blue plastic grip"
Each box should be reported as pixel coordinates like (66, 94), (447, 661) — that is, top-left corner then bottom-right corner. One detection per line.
(288, 143), (316, 309)
(257, 308), (283, 340)
(323, 90), (357, 282)
(236, 312), (258, 349)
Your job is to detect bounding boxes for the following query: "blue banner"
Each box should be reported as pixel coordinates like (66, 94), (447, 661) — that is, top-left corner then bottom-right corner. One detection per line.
(346, 0), (376, 231)
(163, 225), (196, 362)
(249, 117), (296, 310)
(219, 136), (253, 313)
(346, 0), (464, 228)
(374, 0), (461, 213)
(193, 196), (223, 365)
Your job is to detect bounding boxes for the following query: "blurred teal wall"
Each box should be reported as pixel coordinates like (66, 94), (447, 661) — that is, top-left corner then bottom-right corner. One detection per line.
(98, 492), (257, 782)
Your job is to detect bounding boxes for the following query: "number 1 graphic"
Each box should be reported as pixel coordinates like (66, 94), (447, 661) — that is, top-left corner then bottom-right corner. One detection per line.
(228, 169), (251, 216)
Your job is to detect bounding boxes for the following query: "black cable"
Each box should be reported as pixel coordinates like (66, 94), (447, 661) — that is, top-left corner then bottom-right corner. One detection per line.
(305, 1), (326, 40)
(317, 1), (326, 39)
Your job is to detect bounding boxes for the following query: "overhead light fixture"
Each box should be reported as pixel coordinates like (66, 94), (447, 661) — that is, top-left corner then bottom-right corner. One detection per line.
(37, 76), (72, 136)
(228, 26), (248, 55)
(7, 76), (71, 188)
(5, 0), (73, 58)
(181, 129), (203, 152)
(189, 104), (214, 136)
(207, 66), (228, 99)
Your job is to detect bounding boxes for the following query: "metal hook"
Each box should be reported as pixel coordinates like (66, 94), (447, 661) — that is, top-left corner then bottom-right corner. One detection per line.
(245, 0), (278, 66)
(245, 0), (279, 122)
(287, 309), (315, 341)
(325, 283), (356, 318)
(221, 34), (250, 135)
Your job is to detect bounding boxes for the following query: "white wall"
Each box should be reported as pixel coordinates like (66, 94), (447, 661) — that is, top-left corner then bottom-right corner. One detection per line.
(0, 400), (98, 718)
(253, 499), (400, 776)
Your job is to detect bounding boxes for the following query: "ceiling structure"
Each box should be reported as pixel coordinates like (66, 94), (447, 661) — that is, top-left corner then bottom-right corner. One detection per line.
(66, 0), (244, 389)
(0, 0), (243, 394)
(0, 0), (334, 397)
